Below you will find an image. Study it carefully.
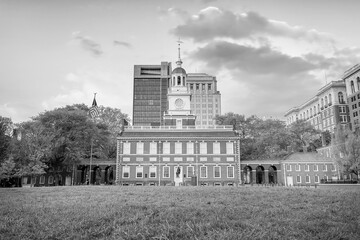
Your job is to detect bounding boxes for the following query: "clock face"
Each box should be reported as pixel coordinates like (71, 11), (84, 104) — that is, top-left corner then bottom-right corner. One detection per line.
(175, 98), (184, 109)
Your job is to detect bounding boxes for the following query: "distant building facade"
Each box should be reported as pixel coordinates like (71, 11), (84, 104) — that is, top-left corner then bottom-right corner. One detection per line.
(342, 64), (360, 130)
(282, 152), (338, 186)
(187, 73), (221, 127)
(133, 62), (172, 126)
(285, 81), (350, 132)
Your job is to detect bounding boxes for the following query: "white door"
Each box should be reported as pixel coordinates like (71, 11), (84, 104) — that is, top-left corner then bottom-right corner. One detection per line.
(176, 119), (182, 129)
(174, 166), (183, 186)
(287, 176), (293, 186)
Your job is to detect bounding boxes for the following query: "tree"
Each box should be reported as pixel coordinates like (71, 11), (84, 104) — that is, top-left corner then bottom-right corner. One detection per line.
(332, 126), (360, 179)
(0, 116), (12, 164)
(215, 113), (292, 159)
(288, 119), (320, 151)
(93, 106), (130, 158)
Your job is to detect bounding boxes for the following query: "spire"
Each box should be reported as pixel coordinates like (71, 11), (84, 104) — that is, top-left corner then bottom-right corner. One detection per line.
(176, 38), (183, 67)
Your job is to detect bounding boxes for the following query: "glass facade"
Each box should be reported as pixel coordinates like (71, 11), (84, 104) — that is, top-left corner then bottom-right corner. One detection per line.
(133, 63), (171, 126)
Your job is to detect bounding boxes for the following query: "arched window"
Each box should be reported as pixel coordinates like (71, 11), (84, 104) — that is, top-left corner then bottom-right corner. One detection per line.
(300, 113), (302, 119)
(321, 98), (324, 108)
(306, 110), (309, 119)
(310, 108), (313, 117)
(314, 106), (316, 115)
(318, 104), (320, 113)
(338, 92), (344, 104)
(351, 81), (355, 93)
(329, 94), (332, 104)
(177, 76), (181, 85)
(182, 76), (185, 86)
(325, 96), (328, 106)
(173, 77), (175, 86)
(357, 77), (360, 91)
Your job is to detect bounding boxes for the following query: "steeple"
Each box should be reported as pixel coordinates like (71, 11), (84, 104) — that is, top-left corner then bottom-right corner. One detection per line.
(176, 38), (183, 67)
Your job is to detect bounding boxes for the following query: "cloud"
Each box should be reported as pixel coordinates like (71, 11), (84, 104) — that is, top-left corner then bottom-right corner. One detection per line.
(191, 41), (316, 76)
(157, 7), (189, 20)
(172, 7), (333, 43)
(113, 40), (132, 48)
(72, 32), (103, 57)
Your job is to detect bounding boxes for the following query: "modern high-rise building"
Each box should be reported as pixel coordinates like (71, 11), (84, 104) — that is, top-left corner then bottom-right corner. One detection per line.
(133, 62), (172, 126)
(285, 80), (350, 132)
(187, 73), (221, 127)
(342, 64), (360, 130)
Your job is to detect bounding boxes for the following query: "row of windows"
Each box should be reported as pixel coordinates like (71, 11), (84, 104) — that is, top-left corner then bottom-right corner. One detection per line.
(189, 83), (212, 91)
(286, 164), (336, 172)
(122, 157), (235, 162)
(123, 142), (235, 155)
(122, 165), (235, 179)
(293, 175), (333, 184)
(288, 92), (346, 124)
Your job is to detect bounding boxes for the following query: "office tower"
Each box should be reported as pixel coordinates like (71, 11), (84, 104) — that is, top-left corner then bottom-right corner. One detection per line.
(133, 62), (171, 126)
(187, 73), (221, 127)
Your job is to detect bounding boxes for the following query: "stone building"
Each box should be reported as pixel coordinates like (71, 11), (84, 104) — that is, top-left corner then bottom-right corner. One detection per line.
(285, 81), (350, 132)
(342, 64), (360, 130)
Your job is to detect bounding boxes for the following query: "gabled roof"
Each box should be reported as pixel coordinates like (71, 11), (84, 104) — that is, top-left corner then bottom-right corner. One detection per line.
(282, 152), (333, 163)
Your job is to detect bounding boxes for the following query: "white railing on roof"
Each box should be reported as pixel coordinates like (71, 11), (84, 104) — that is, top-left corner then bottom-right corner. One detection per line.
(125, 125), (234, 130)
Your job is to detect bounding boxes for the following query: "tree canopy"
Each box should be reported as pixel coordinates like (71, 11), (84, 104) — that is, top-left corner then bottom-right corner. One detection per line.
(215, 113), (322, 160)
(0, 104), (129, 181)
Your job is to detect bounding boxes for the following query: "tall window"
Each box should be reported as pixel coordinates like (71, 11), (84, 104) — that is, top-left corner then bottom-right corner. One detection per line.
(163, 166), (170, 178)
(150, 142), (157, 154)
(200, 166), (207, 178)
(323, 165), (327, 171)
(136, 142), (144, 154)
(325, 96), (328, 106)
(40, 176), (45, 184)
(213, 142), (220, 154)
(200, 142), (207, 154)
(329, 94), (332, 104)
(214, 166), (221, 178)
(123, 142), (131, 154)
(187, 166), (194, 178)
(123, 166), (130, 178)
(314, 175), (319, 183)
(357, 77), (360, 91)
(296, 175), (301, 183)
(187, 142), (194, 154)
(227, 166), (234, 178)
(163, 142), (170, 154)
(136, 166), (143, 178)
(48, 176), (53, 184)
(149, 166), (157, 178)
(226, 142), (234, 154)
(175, 142), (182, 154)
(351, 81), (355, 93)
(321, 98), (324, 108)
(338, 92), (344, 104)
(305, 175), (310, 183)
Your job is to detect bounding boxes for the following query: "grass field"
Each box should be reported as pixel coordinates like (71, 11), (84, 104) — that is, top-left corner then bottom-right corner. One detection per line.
(1, 186), (359, 240)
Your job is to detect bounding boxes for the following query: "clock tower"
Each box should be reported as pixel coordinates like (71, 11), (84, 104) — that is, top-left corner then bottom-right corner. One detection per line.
(164, 40), (196, 128)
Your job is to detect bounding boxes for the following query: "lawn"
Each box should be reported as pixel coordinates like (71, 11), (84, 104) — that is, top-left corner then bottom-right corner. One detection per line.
(0, 186), (359, 240)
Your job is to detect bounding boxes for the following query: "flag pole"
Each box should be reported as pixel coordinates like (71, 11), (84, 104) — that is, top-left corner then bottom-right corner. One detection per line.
(89, 138), (93, 185)
(88, 92), (97, 185)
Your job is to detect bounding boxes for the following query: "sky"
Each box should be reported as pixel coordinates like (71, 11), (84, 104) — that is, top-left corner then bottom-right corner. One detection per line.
(1, 0), (360, 123)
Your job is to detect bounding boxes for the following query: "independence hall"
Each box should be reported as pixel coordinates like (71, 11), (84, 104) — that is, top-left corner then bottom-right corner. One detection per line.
(116, 44), (242, 186)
